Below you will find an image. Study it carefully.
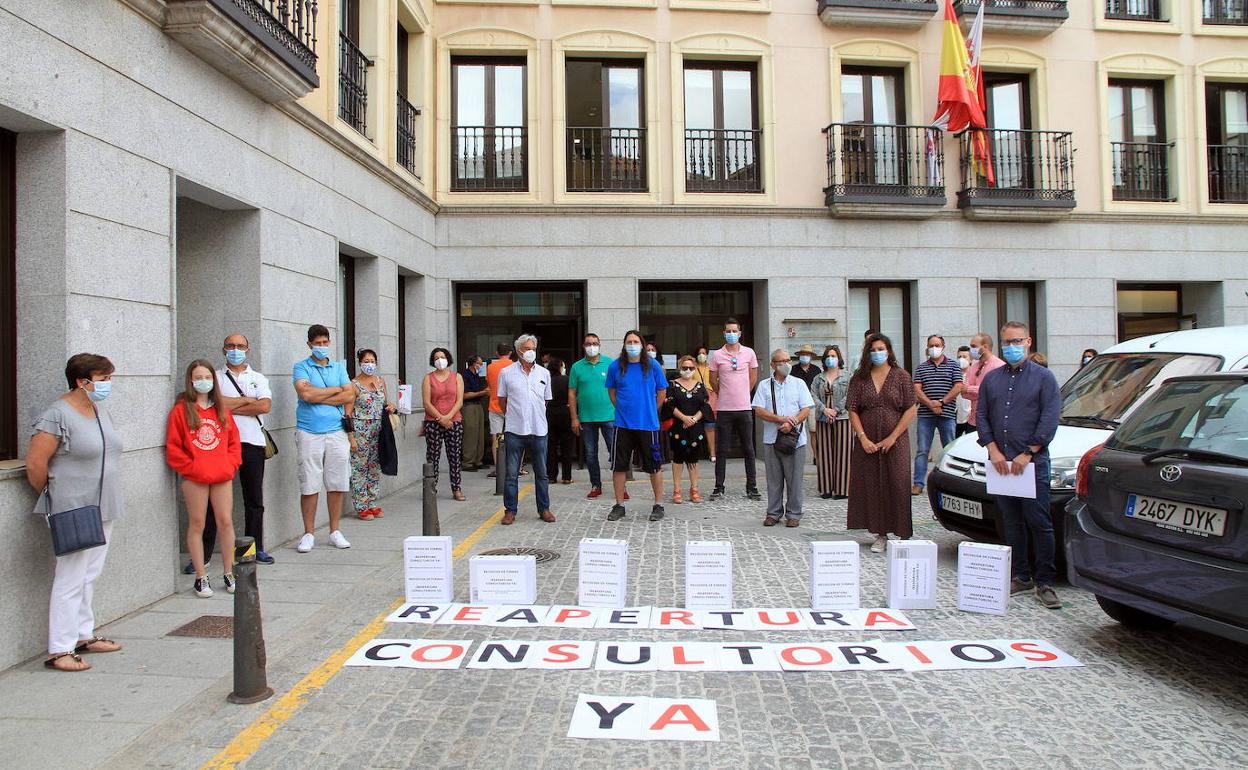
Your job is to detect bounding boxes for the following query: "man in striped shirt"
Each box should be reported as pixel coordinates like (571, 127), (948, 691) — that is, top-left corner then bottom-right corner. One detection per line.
(912, 334), (964, 495)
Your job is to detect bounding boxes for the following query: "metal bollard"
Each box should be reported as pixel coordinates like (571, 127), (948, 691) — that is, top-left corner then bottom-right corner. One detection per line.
(494, 434), (507, 496)
(228, 536), (274, 704)
(422, 462), (441, 536)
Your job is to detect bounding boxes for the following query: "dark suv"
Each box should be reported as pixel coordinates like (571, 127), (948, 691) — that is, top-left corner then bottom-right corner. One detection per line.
(1065, 373), (1248, 643)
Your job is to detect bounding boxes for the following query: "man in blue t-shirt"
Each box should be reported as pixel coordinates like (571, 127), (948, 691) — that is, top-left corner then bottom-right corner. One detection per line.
(604, 330), (668, 522)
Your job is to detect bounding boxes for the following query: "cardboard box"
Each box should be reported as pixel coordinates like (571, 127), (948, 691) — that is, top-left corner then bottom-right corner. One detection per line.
(809, 541), (860, 610)
(403, 536), (453, 604)
(685, 541), (733, 610)
(469, 554), (537, 605)
(578, 538), (629, 608)
(885, 540), (938, 610)
(957, 541), (1012, 615)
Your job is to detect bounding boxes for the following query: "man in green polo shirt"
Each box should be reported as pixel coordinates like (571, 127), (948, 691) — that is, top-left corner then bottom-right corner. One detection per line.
(569, 332), (616, 499)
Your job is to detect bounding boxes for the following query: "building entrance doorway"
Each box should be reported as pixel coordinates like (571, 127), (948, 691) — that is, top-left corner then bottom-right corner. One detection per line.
(454, 283), (584, 366)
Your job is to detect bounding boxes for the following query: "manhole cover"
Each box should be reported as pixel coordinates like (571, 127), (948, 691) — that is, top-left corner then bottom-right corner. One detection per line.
(478, 547), (560, 563)
(167, 615), (233, 638)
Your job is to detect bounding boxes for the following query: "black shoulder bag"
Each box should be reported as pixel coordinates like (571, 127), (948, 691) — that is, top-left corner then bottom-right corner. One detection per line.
(45, 409), (108, 556)
(771, 379), (802, 456)
(224, 369), (278, 460)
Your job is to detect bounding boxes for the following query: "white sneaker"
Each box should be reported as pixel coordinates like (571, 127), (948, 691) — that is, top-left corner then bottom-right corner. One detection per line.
(329, 530), (351, 549)
(870, 535), (888, 553)
(193, 576), (213, 598)
(297, 533), (315, 553)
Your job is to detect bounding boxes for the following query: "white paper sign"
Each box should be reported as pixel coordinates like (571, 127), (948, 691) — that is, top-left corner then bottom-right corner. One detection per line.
(685, 541), (733, 610)
(543, 605), (604, 628)
(344, 638), (474, 669)
(470, 554), (537, 605)
(810, 541), (860, 610)
(384, 604), (450, 624)
(404, 536), (453, 604)
(397, 383), (413, 414)
(578, 538), (629, 608)
(567, 695), (720, 742)
(986, 463), (1037, 498)
(886, 540), (938, 610)
(958, 542), (1012, 616)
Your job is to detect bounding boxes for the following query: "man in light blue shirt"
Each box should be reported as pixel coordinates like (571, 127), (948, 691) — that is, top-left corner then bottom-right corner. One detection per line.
(752, 349), (815, 527)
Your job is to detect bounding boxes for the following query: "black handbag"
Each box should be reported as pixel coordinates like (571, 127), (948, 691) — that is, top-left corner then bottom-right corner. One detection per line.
(45, 410), (108, 556)
(770, 379), (802, 456)
(224, 369), (278, 460)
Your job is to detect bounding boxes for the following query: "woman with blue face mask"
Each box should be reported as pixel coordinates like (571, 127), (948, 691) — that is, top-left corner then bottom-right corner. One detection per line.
(846, 333), (918, 554)
(460, 355), (489, 472)
(351, 349), (400, 518)
(810, 344), (852, 499)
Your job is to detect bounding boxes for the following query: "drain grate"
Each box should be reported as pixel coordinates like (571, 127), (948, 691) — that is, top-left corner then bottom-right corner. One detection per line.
(478, 547), (561, 563)
(167, 615), (233, 639)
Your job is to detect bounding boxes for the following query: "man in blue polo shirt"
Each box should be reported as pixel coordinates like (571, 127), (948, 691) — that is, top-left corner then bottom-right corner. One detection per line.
(292, 324), (356, 553)
(605, 330), (668, 522)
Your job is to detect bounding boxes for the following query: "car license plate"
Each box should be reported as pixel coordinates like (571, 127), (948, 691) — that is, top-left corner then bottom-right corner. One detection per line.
(1125, 494), (1227, 537)
(940, 493), (983, 519)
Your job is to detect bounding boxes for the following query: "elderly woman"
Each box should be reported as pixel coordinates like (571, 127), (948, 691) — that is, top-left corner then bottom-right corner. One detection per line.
(26, 353), (124, 672)
(351, 349), (399, 518)
(810, 344), (851, 499)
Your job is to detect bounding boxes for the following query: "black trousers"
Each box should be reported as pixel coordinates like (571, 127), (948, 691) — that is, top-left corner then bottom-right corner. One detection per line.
(546, 422), (576, 482)
(714, 409), (758, 490)
(202, 442), (267, 556)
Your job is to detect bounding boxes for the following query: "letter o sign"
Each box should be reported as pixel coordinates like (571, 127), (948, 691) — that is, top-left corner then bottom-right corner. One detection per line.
(779, 646), (834, 667)
(411, 643), (466, 663)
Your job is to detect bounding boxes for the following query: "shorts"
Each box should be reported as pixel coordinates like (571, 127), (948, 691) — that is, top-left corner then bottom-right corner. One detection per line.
(295, 429), (351, 495)
(489, 411), (505, 435)
(611, 428), (663, 475)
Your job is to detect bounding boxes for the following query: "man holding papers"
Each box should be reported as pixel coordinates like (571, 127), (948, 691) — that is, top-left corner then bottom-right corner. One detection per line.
(975, 321), (1062, 610)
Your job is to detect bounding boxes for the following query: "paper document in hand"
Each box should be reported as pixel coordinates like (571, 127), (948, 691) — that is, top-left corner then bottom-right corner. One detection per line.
(985, 462), (1036, 499)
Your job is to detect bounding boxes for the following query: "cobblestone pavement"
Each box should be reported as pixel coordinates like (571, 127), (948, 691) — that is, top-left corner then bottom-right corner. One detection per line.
(89, 464), (1248, 769)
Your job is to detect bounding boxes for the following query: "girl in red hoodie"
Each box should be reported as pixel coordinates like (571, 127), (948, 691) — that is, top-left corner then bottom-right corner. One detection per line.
(166, 359), (242, 598)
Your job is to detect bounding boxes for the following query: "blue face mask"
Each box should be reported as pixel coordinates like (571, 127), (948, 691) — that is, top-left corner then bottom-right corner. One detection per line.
(825, 357), (838, 369)
(624, 344), (642, 358)
(869, 350), (888, 366)
(86, 380), (112, 402)
(311, 345), (331, 361)
(1002, 345), (1027, 365)
(724, 332), (740, 345)
(477, 364), (487, 376)
(225, 349), (246, 366)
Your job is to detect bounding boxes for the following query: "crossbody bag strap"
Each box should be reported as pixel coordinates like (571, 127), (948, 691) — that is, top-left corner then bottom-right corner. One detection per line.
(223, 369), (264, 428)
(93, 406), (105, 507)
(312, 361), (346, 417)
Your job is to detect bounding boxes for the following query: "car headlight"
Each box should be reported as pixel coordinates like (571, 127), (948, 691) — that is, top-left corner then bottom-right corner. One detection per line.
(1050, 456), (1080, 490)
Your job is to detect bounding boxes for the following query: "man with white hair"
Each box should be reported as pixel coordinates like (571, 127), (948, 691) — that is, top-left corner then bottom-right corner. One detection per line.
(752, 349), (815, 527)
(496, 333), (554, 525)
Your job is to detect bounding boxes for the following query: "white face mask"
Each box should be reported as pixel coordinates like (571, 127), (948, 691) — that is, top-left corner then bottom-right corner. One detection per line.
(696, 353), (707, 363)
(585, 345), (599, 358)
(360, 362), (377, 375)
(647, 350), (658, 359)
(433, 359), (447, 370)
(192, 378), (214, 394)
(680, 368), (695, 377)
(929, 346), (944, 360)
(958, 357), (970, 370)
(521, 349), (537, 364)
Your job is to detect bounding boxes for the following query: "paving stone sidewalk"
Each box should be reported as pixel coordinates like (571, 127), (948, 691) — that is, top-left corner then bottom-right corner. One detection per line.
(5, 462), (1248, 769)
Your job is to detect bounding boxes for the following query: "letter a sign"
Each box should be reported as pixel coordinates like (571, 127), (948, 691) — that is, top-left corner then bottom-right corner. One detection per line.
(566, 694), (720, 742)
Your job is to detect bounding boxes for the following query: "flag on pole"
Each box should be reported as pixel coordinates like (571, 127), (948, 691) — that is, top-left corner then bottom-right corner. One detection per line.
(932, 0), (985, 132)
(964, 1), (995, 186)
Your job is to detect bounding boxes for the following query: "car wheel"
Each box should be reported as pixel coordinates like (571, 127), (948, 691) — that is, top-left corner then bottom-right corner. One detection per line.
(1095, 595), (1175, 631)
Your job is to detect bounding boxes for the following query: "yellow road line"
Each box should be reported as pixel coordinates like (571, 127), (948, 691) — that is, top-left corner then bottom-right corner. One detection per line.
(201, 489), (525, 770)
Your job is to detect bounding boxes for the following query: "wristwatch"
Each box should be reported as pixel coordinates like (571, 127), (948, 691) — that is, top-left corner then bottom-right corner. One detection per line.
(1020, 449), (1034, 458)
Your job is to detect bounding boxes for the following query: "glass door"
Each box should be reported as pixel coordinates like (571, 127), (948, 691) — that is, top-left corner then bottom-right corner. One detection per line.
(1206, 82), (1248, 202)
(566, 60), (645, 191)
(841, 67), (905, 187)
(984, 74), (1032, 190)
(848, 282), (912, 370)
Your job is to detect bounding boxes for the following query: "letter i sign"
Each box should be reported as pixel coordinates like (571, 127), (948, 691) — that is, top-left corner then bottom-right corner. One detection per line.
(567, 694), (720, 742)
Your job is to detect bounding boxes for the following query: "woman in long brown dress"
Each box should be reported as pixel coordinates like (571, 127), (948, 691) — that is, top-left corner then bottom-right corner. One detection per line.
(846, 333), (917, 553)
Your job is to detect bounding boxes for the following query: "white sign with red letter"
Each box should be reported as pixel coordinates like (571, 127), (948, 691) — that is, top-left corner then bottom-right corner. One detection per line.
(567, 694), (720, 742)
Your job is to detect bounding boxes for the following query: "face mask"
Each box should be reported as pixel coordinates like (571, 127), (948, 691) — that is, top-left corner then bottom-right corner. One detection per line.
(1082, 356), (1092, 365)
(560, 366), (567, 376)
(929, 346), (944, 360)
(799, 355), (811, 365)
(225, 349), (246, 366)
(647, 350), (658, 359)
(85, 380), (112, 402)
(775, 363), (791, 377)
(969, 346), (982, 361)
(724, 331), (740, 344)
(433, 359), (447, 370)
(958, 357), (970, 370)
(825, 357), (838, 369)
(697, 353), (707, 364)
(585, 345), (599, 358)
(680, 368), (695, 377)
(311, 345), (331, 360)
(192, 378), (214, 394)
(624, 344), (642, 358)
(361, 362), (378, 375)
(1002, 345), (1026, 365)
(520, 350), (537, 364)
(870, 350), (889, 366)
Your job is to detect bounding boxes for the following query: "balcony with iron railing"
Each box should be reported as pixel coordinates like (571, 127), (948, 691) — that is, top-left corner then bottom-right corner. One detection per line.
(1111, 141), (1174, 202)
(1208, 144), (1248, 203)
(397, 92), (420, 178)
(567, 128), (647, 192)
(684, 129), (763, 193)
(1105, 0), (1163, 21)
(1203, 0), (1248, 25)
(338, 33), (371, 136)
(958, 129), (1075, 220)
(817, 0), (938, 29)
(823, 122), (946, 217)
(161, 0), (319, 102)
(451, 126), (528, 192)
(954, 0), (1068, 35)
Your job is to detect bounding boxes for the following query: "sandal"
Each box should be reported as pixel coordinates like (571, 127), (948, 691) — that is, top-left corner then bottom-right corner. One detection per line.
(358, 510), (374, 520)
(75, 636), (121, 654)
(45, 652), (90, 672)
(671, 490), (683, 504)
(372, 507), (384, 518)
(689, 488), (702, 503)
(452, 490), (466, 502)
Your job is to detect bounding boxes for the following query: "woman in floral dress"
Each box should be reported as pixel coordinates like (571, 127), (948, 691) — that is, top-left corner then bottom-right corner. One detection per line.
(350, 348), (397, 520)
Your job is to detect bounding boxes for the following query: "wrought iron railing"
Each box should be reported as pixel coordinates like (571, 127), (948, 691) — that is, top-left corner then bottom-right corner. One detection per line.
(397, 92), (420, 176)
(1111, 141), (1173, 201)
(958, 129), (1074, 205)
(818, 0), (937, 10)
(823, 122), (945, 201)
(1203, 0), (1247, 24)
(338, 33), (370, 135)
(452, 126), (528, 191)
(1105, 0), (1162, 20)
(1208, 144), (1248, 203)
(226, 1), (319, 83)
(955, 0), (1068, 13)
(684, 129), (763, 193)
(567, 127), (647, 192)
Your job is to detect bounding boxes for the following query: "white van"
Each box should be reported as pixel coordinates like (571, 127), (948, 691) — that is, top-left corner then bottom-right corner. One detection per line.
(927, 325), (1248, 546)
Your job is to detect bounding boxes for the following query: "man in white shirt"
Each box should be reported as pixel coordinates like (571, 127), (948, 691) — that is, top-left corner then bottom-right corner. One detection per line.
(497, 333), (554, 525)
(752, 349), (815, 528)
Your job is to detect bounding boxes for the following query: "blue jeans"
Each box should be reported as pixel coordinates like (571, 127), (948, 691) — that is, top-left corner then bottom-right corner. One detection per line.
(914, 414), (956, 487)
(504, 432), (549, 514)
(580, 421), (615, 489)
(996, 455), (1055, 586)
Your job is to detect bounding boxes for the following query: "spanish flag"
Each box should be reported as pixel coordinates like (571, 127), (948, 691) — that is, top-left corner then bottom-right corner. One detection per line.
(932, 0), (985, 132)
